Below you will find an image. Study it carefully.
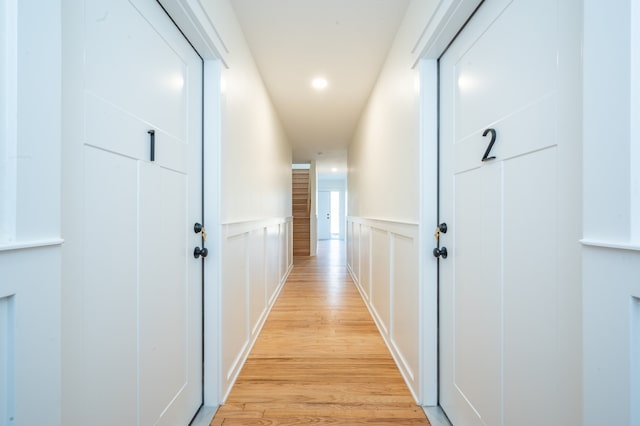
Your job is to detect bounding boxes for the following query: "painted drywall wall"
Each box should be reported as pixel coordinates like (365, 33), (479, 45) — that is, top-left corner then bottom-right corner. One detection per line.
(345, 0), (439, 405)
(583, 0), (631, 241)
(200, 0), (292, 223)
(583, 0), (640, 424)
(348, 0), (438, 223)
(195, 0), (295, 403)
(1, 0), (62, 424)
(2, 0), (61, 243)
(347, 218), (420, 399)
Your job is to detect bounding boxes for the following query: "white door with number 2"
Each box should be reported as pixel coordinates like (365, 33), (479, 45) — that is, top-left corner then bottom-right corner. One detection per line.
(438, 0), (580, 424)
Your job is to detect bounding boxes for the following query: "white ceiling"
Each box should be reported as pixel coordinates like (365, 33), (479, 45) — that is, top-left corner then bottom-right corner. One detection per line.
(229, 0), (410, 178)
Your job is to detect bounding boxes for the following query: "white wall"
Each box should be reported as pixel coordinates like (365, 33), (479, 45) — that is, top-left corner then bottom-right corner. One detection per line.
(219, 218), (291, 399)
(348, 1), (438, 222)
(346, 0), (440, 403)
(1, 0), (61, 243)
(347, 218), (420, 399)
(201, 0), (291, 223)
(16, 0), (638, 423)
(0, 0), (62, 424)
(583, 1), (640, 424)
(197, 0), (294, 401)
(317, 177), (346, 192)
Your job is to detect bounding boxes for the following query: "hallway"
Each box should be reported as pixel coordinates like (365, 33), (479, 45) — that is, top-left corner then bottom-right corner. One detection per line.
(211, 240), (429, 425)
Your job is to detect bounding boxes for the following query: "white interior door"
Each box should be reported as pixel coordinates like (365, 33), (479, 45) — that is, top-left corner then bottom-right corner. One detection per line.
(438, 0), (569, 424)
(81, 0), (203, 424)
(318, 191), (331, 240)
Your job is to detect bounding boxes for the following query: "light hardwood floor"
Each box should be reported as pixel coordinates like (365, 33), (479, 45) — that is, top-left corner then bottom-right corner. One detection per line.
(211, 239), (429, 425)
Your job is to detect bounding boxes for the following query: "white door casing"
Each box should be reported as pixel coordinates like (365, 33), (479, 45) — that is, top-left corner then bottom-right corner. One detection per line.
(78, 0), (203, 423)
(438, 0), (581, 424)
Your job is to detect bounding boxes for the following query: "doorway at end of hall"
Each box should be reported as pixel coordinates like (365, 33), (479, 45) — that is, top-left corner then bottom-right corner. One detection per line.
(318, 190), (344, 240)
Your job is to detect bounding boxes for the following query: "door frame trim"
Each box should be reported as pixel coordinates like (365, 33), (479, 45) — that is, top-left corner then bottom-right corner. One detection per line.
(202, 58), (223, 409)
(158, 0), (225, 411)
(416, 0), (482, 408)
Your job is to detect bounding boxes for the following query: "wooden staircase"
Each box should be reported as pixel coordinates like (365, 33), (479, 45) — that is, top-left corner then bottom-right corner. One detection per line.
(292, 169), (311, 256)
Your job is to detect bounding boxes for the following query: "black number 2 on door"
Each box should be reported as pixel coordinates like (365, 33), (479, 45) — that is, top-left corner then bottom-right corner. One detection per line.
(481, 128), (497, 162)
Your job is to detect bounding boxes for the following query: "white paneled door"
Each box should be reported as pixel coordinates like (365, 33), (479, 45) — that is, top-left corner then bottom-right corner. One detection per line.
(318, 191), (331, 240)
(82, 0), (203, 424)
(438, 0), (576, 424)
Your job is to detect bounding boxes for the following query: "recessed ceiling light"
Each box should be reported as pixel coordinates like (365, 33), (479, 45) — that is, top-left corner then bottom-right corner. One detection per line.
(311, 78), (328, 90)
(331, 168), (338, 172)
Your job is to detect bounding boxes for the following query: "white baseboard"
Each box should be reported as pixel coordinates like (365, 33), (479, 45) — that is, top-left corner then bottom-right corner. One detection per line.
(190, 405), (217, 426)
(423, 406), (452, 426)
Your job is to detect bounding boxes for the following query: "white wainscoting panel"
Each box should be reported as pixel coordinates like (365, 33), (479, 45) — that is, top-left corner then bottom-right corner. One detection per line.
(371, 228), (390, 334)
(359, 225), (371, 301)
(352, 224), (361, 283)
(220, 218), (293, 400)
(221, 233), (249, 383)
(249, 229), (266, 336)
(0, 245), (61, 425)
(347, 217), (420, 400)
(266, 224), (280, 305)
(633, 296), (640, 426)
(391, 234), (419, 390)
(279, 222), (290, 284)
(347, 222), (353, 268)
(583, 244), (640, 426)
(0, 294), (15, 425)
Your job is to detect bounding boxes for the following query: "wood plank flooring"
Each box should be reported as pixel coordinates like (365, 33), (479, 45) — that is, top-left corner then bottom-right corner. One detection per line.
(210, 240), (429, 425)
